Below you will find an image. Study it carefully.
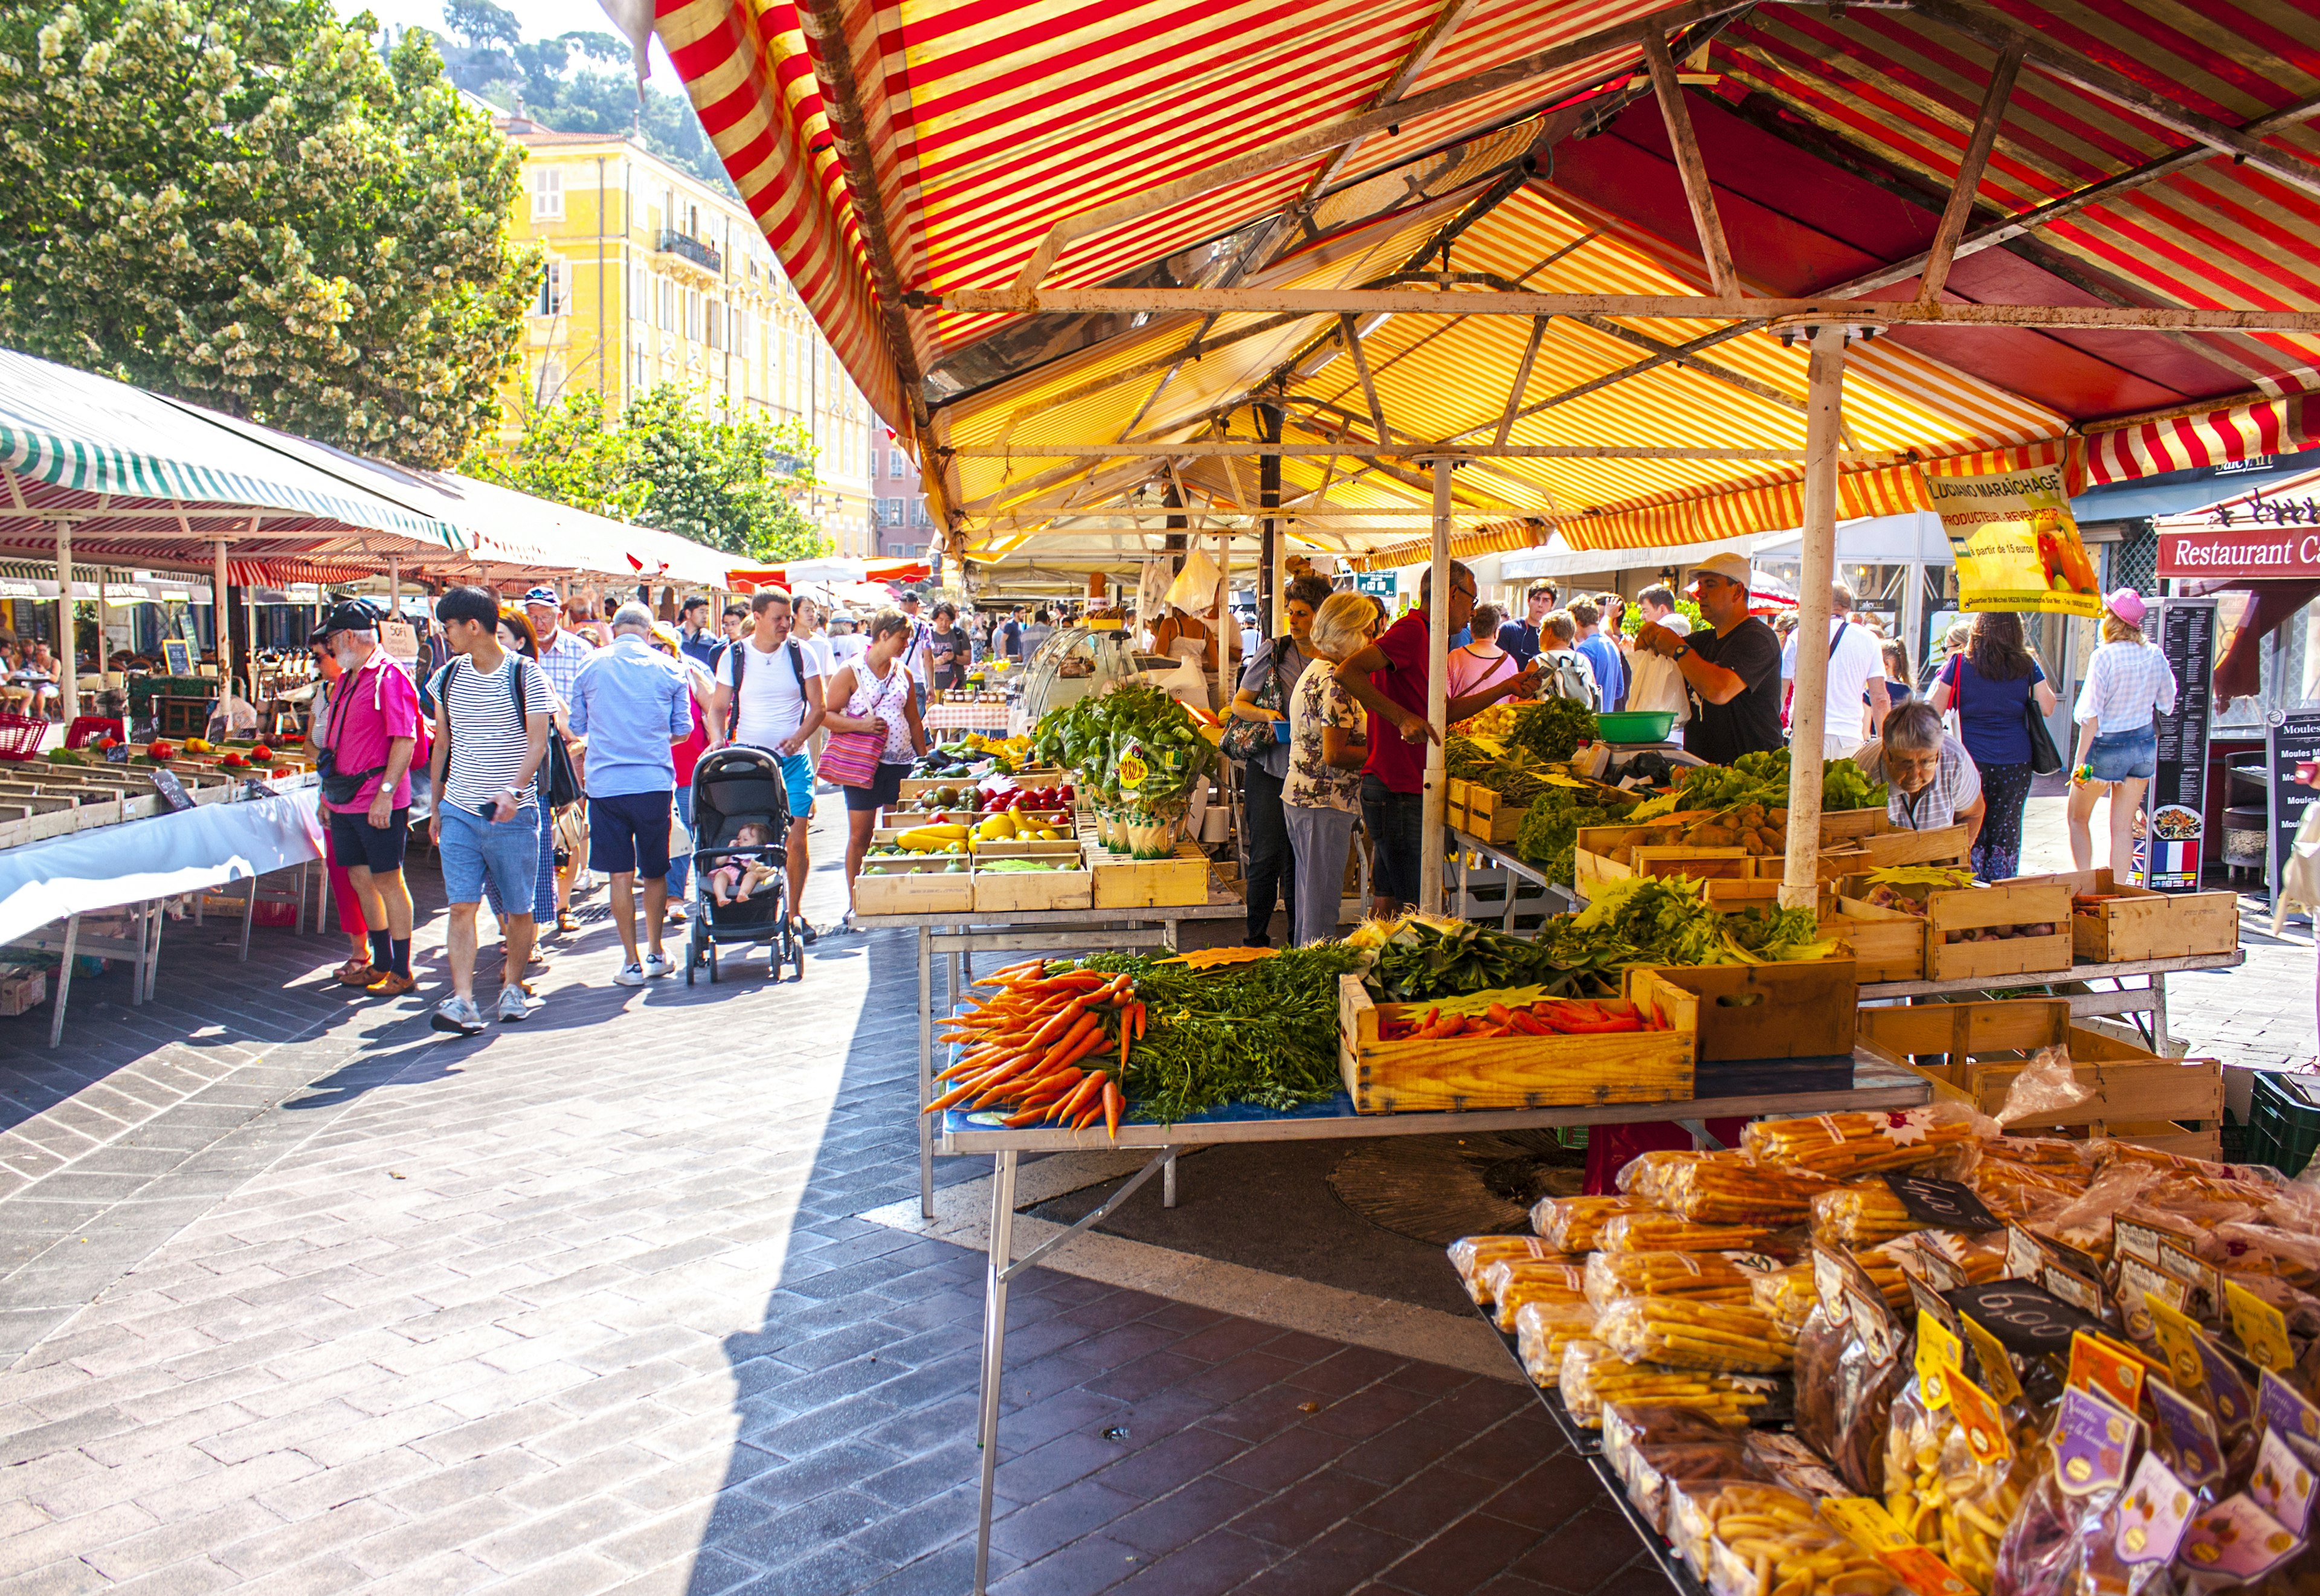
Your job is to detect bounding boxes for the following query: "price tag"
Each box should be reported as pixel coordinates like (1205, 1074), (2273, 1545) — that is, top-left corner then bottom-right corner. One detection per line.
(2115, 1455), (2197, 1566)
(1898, 1237), (1968, 1295)
(1960, 1313), (2023, 1405)
(2054, 1386), (2141, 1498)
(1851, 1285), (1900, 1366)
(2041, 1261), (2107, 1317)
(1883, 1171), (2002, 1232)
(2005, 1224), (2047, 1281)
(1821, 1497), (1912, 1554)
(2042, 1231), (2109, 1284)
(2071, 1330), (2148, 1413)
(2226, 1280), (2296, 1374)
(2261, 1370), (2320, 1461)
(2116, 1217), (2183, 1269)
(1906, 1273), (1964, 1337)
(1948, 1370), (2014, 1467)
(2119, 1255), (2187, 1340)
(150, 768), (196, 813)
(1947, 1279), (2108, 1357)
(1917, 1311), (1965, 1408)
(2149, 1377), (2228, 1488)
(2252, 1427), (2319, 1536)
(1815, 1245), (1854, 1327)
(1877, 1546), (1979, 1596)
(2178, 1495), (2304, 1584)
(103, 741), (129, 764)
(2156, 1240), (2219, 1309)
(2148, 1293), (2254, 1435)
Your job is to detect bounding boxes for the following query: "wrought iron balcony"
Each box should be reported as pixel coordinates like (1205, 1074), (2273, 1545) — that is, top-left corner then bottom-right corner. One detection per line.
(656, 230), (723, 274)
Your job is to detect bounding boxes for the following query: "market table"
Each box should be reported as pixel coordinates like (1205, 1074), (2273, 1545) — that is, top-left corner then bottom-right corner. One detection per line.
(1449, 830), (1577, 927)
(938, 1054), (1935, 1596)
(849, 898), (1247, 1219)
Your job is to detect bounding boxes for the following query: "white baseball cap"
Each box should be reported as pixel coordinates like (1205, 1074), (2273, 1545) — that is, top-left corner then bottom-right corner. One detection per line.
(1690, 552), (1753, 590)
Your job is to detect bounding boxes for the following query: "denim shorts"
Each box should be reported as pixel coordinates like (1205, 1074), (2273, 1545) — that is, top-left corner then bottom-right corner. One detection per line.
(2087, 726), (2158, 782)
(439, 800), (543, 909)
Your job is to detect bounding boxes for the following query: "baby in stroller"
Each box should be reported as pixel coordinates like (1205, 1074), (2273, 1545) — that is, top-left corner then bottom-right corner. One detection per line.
(709, 823), (779, 906)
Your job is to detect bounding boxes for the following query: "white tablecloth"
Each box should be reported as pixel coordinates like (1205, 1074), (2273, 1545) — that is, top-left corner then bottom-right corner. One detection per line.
(0, 790), (323, 946)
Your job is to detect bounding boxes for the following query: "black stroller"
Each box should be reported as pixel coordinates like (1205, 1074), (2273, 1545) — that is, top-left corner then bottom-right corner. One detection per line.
(685, 747), (806, 984)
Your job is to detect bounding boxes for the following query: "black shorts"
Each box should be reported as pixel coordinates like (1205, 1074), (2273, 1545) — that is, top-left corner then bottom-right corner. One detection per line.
(587, 791), (673, 878)
(843, 762), (910, 812)
(327, 805), (410, 874)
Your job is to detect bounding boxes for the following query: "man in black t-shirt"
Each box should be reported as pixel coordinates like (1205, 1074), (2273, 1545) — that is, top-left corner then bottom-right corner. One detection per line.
(1631, 553), (1784, 764)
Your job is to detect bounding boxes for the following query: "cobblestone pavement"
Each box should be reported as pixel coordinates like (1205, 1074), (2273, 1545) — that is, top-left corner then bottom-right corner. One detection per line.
(0, 811), (1649, 1596)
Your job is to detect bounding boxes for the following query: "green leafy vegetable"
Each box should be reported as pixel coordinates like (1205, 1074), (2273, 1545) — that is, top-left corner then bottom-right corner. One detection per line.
(1506, 699), (1597, 764)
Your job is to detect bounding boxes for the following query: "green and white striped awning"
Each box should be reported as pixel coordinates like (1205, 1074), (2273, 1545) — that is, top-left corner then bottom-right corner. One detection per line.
(0, 349), (465, 550)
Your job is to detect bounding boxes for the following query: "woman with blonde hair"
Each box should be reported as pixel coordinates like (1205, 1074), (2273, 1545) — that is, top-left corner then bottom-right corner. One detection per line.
(1281, 592), (1378, 945)
(823, 610), (927, 932)
(2069, 588), (2177, 878)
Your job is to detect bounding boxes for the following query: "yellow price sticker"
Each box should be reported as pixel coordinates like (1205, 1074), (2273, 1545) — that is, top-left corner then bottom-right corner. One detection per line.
(1960, 1313), (2022, 1405)
(2147, 1292), (2215, 1403)
(1916, 1312), (1964, 1409)
(1948, 1369), (2014, 1466)
(1821, 1498), (1912, 1554)
(2228, 1280), (2296, 1374)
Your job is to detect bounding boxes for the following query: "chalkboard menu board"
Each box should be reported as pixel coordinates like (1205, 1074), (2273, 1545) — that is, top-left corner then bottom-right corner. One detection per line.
(2149, 598), (2216, 890)
(2267, 709), (2320, 906)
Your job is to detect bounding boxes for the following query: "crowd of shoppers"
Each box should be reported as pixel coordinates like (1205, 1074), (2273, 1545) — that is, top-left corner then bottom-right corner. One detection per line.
(1925, 611), (2056, 879)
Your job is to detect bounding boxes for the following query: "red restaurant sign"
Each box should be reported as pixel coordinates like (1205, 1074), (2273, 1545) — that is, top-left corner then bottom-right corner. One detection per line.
(2156, 527), (2320, 579)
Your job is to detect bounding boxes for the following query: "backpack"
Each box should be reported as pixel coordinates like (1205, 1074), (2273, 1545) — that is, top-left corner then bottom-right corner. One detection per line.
(723, 637), (810, 743)
(436, 653), (580, 808)
(1539, 650), (1596, 707)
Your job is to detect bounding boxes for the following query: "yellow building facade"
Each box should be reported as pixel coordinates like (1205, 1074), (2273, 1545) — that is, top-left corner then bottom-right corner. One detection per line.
(494, 117), (875, 558)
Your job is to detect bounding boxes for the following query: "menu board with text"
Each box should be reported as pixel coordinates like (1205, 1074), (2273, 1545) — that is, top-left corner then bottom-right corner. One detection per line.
(2267, 709), (2320, 906)
(2148, 599), (2215, 890)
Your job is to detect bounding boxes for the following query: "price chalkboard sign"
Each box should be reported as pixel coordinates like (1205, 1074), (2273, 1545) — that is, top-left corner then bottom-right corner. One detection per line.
(1884, 1172), (2002, 1232)
(2267, 708), (2320, 910)
(1947, 1279), (2108, 1356)
(149, 769), (196, 814)
(2149, 598), (2215, 891)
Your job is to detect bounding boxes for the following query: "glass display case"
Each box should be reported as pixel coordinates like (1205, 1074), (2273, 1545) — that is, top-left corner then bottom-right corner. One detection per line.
(1016, 621), (1163, 726)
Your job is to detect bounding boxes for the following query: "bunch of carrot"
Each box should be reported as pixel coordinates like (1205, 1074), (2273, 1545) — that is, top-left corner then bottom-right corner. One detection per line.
(1376, 996), (1663, 1042)
(926, 960), (1146, 1136)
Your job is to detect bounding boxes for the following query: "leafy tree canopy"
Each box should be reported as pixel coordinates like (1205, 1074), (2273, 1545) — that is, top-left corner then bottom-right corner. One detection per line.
(466, 387), (830, 564)
(430, 0), (735, 198)
(0, 0), (534, 468)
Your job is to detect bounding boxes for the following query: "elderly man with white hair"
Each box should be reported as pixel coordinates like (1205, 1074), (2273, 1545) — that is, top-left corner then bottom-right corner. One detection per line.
(568, 602), (694, 986)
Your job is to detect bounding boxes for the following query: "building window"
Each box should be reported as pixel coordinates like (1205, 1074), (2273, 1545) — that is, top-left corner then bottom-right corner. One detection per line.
(658, 277), (674, 333)
(535, 353), (564, 405)
(706, 300), (722, 352)
(531, 166), (564, 220)
(890, 448), (907, 477)
(535, 258), (567, 317)
(912, 500), (930, 528)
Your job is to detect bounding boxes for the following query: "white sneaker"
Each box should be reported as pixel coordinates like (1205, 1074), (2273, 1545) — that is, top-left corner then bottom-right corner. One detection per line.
(641, 952), (675, 978)
(497, 985), (533, 1022)
(431, 995), (486, 1036)
(613, 963), (646, 987)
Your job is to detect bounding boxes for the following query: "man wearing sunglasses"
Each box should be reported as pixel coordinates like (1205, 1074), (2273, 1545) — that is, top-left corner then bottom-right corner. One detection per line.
(1631, 552), (1784, 764)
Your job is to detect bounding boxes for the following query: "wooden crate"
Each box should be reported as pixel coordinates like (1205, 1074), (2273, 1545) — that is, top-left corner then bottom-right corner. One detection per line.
(854, 858), (974, 915)
(973, 866), (1094, 913)
(1338, 975), (1695, 1113)
(1852, 824), (1971, 870)
(1855, 999), (2222, 1145)
(2003, 868), (2240, 962)
(1627, 960), (1858, 1062)
(1820, 808), (1887, 841)
(1446, 778), (1471, 834)
(971, 838), (1081, 860)
(897, 777), (985, 801)
(1089, 843), (1210, 908)
(1826, 897), (1927, 982)
(1924, 881), (2072, 981)
(1461, 787), (1528, 846)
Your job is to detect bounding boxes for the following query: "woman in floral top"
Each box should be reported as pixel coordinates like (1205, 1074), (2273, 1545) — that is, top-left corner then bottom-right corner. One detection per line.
(1283, 593), (1379, 944)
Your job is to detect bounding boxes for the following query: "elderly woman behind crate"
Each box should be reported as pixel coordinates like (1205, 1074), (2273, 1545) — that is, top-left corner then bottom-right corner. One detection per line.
(1852, 700), (1986, 849)
(1281, 593), (1379, 946)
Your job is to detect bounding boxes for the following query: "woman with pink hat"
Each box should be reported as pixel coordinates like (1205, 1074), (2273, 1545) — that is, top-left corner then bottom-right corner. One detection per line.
(2068, 587), (2178, 879)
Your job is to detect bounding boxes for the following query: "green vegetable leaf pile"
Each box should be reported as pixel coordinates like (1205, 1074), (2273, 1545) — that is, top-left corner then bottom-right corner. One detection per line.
(1512, 786), (1634, 886)
(1506, 699), (1597, 764)
(1672, 747), (1884, 815)
(1030, 684), (1216, 807)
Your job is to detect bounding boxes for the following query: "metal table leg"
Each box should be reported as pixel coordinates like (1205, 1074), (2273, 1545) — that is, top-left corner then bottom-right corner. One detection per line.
(919, 927), (936, 1220)
(129, 903), (146, 1006)
(239, 875), (255, 962)
(142, 901), (162, 1001)
(2151, 972), (2171, 1056)
(1164, 1148), (1178, 1208)
(47, 915), (78, 1049)
(973, 1150), (1019, 1596)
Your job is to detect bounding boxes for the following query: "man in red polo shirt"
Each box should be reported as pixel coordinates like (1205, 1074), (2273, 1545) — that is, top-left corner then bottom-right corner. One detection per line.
(1334, 561), (1538, 916)
(313, 600), (421, 996)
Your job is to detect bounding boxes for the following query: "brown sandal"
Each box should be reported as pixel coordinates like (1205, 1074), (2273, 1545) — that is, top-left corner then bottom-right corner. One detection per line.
(334, 959), (377, 987)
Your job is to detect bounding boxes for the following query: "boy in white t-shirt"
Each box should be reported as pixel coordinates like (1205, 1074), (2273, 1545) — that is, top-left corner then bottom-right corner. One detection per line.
(709, 588), (828, 941)
(1779, 581), (1890, 759)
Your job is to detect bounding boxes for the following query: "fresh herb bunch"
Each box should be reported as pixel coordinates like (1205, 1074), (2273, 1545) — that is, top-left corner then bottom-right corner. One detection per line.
(1359, 918), (1584, 1003)
(1030, 684), (1216, 805)
(1726, 903), (1826, 960)
(1674, 747), (1883, 814)
(1507, 699), (1597, 764)
(1071, 946), (1365, 1121)
(1445, 736), (1497, 782)
(1513, 787), (1632, 885)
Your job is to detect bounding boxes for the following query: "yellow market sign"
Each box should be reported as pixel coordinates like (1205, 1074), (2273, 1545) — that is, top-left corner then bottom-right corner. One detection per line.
(1924, 465), (2104, 617)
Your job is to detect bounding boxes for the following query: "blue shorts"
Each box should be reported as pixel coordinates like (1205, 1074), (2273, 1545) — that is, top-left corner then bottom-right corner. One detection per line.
(749, 748), (813, 823)
(439, 801), (543, 910)
(2087, 727), (2157, 782)
(588, 791), (672, 878)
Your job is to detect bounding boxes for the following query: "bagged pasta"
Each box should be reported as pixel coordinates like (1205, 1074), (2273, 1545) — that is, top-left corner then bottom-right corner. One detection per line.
(1794, 1279), (1909, 1496)
(1989, 1389), (2141, 1596)
(1596, 1296), (1797, 1374)
(1449, 1235), (1571, 1302)
(1533, 1194), (1642, 1252)
(1600, 1211), (1781, 1255)
(1586, 1250), (1768, 1311)
(1490, 1259), (1590, 1332)
(1620, 1149), (1834, 1226)
(1603, 1403), (1759, 1533)
(1755, 1263), (1823, 1331)
(1671, 1479), (1897, 1596)
(1814, 1182), (1934, 1249)
(1561, 1339), (1781, 1429)
(1513, 1298), (1598, 1388)
(1744, 1107), (1982, 1180)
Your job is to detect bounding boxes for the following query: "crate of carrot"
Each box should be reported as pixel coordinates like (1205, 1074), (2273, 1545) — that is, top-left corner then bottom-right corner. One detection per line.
(1338, 976), (1696, 1114)
(926, 960), (1142, 1136)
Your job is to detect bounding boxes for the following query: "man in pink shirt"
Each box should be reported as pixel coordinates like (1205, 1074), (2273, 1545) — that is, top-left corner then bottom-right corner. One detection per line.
(313, 601), (422, 996)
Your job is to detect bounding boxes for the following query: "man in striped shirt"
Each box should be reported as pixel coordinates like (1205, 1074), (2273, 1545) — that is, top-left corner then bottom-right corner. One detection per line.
(427, 587), (555, 1037)
(524, 585), (599, 931)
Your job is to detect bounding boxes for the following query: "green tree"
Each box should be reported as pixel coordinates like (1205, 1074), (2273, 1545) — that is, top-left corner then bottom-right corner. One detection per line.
(0, 0), (535, 469)
(468, 387), (830, 562)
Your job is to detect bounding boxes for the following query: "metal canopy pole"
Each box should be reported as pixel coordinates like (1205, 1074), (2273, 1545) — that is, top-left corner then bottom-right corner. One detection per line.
(1779, 326), (1848, 912)
(54, 521), (76, 724)
(1419, 459), (1452, 914)
(211, 540), (230, 678)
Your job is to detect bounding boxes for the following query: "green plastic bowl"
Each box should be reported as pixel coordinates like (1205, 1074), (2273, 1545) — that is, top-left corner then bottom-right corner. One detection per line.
(1594, 710), (1676, 744)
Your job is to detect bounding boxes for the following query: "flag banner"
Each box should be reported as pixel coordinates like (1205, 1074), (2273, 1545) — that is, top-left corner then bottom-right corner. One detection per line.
(1923, 465), (2104, 617)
